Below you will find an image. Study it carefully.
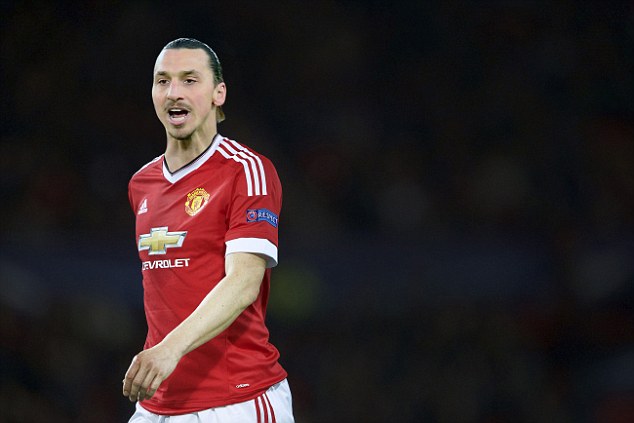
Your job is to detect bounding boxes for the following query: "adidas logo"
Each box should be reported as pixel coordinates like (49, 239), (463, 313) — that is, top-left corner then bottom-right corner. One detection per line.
(138, 198), (148, 215)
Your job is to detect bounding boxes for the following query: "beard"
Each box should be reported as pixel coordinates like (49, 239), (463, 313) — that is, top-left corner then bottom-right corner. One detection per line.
(170, 129), (195, 141)
(166, 122), (197, 141)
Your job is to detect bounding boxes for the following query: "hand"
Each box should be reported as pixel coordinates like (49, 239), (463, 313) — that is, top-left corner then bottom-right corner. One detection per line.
(122, 344), (181, 402)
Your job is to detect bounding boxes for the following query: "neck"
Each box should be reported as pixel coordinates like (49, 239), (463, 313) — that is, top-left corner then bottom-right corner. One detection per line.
(164, 125), (217, 172)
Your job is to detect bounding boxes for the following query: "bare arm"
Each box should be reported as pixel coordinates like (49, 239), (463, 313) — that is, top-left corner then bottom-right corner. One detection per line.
(122, 252), (266, 402)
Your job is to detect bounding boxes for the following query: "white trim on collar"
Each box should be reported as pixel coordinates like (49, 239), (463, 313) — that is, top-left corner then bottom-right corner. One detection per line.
(162, 134), (222, 183)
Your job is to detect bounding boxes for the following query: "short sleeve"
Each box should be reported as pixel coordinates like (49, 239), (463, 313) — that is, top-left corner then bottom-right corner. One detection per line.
(225, 154), (282, 268)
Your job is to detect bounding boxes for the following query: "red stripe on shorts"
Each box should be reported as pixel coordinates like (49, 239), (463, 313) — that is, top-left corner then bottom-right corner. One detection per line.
(254, 396), (262, 423)
(264, 392), (276, 423)
(255, 392), (276, 423)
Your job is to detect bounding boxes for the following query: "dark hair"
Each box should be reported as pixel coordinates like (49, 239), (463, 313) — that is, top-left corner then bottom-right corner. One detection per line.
(163, 38), (225, 122)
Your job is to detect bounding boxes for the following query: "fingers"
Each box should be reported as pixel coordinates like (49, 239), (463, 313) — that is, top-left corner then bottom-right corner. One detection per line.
(122, 356), (140, 399)
(147, 372), (163, 399)
(122, 353), (165, 402)
(122, 345), (180, 402)
(123, 355), (151, 402)
(138, 370), (158, 401)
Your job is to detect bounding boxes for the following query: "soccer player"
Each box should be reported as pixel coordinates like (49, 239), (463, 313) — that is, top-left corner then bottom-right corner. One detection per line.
(123, 38), (294, 422)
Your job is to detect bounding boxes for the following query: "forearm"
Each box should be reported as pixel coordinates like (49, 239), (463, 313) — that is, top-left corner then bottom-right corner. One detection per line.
(122, 253), (266, 402)
(159, 253), (265, 359)
(162, 276), (251, 357)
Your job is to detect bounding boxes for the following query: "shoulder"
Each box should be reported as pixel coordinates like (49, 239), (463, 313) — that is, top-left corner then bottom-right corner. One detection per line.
(130, 155), (163, 180)
(215, 136), (278, 175)
(214, 136), (280, 196)
(215, 137), (274, 167)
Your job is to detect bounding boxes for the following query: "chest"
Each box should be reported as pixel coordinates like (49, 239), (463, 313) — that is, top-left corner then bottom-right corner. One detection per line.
(134, 170), (234, 255)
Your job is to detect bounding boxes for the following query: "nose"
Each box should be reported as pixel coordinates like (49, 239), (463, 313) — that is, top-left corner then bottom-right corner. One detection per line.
(166, 82), (182, 100)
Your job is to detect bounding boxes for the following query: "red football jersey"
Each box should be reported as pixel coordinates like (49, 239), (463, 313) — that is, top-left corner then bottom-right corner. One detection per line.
(127, 134), (287, 415)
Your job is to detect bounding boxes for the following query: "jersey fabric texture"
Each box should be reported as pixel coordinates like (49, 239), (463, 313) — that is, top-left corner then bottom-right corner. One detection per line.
(129, 379), (294, 423)
(128, 134), (287, 415)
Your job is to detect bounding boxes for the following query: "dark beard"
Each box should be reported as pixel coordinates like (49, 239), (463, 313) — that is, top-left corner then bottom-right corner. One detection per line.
(169, 127), (195, 142)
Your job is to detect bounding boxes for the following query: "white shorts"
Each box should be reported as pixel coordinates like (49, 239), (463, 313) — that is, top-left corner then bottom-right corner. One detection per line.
(129, 379), (294, 423)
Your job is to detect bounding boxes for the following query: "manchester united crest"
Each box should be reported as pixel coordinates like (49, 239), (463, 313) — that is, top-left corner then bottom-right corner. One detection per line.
(185, 188), (210, 216)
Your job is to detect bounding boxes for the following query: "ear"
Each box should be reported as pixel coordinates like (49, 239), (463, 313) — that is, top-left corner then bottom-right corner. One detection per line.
(212, 82), (226, 107)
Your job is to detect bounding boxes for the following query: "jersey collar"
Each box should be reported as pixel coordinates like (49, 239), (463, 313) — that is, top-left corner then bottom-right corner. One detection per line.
(162, 134), (222, 183)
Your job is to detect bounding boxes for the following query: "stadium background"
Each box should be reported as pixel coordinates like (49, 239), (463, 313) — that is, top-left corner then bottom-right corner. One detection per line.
(1, 1), (633, 421)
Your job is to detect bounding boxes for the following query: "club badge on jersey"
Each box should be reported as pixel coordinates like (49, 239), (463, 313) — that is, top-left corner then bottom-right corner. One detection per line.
(185, 187), (210, 216)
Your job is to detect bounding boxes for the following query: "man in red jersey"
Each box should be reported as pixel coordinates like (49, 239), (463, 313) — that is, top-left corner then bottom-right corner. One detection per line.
(123, 38), (294, 422)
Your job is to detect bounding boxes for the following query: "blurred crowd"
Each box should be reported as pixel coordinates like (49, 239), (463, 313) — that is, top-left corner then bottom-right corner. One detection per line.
(1, 1), (633, 422)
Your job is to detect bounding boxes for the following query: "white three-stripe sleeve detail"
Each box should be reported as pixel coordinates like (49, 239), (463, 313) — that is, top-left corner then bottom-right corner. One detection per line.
(220, 141), (261, 196)
(228, 139), (268, 196)
(217, 144), (253, 196)
(238, 151), (261, 195)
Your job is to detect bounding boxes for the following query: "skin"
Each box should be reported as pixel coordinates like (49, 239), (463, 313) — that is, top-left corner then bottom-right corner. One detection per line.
(122, 48), (266, 403)
(151, 47), (226, 172)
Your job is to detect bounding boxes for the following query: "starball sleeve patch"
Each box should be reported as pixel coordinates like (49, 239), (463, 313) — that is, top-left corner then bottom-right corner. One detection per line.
(246, 208), (279, 228)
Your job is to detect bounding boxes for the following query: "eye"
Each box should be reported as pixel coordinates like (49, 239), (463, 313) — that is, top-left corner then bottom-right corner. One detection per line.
(184, 78), (197, 84)
(156, 79), (169, 85)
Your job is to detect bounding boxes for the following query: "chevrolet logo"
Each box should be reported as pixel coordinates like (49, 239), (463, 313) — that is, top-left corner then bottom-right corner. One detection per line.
(138, 227), (187, 255)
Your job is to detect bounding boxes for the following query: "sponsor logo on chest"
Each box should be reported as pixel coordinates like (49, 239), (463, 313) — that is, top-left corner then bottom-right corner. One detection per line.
(136, 187), (211, 271)
(138, 226), (190, 271)
(142, 258), (190, 270)
(138, 227), (187, 255)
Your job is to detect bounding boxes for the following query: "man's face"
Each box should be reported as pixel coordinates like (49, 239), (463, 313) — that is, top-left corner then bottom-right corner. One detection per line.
(152, 48), (224, 140)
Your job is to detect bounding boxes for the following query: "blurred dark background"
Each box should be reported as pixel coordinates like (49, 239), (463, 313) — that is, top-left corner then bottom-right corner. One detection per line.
(1, 1), (633, 422)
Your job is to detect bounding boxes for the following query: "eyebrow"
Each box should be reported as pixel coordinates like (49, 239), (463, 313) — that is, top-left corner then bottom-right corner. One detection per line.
(155, 70), (201, 77)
